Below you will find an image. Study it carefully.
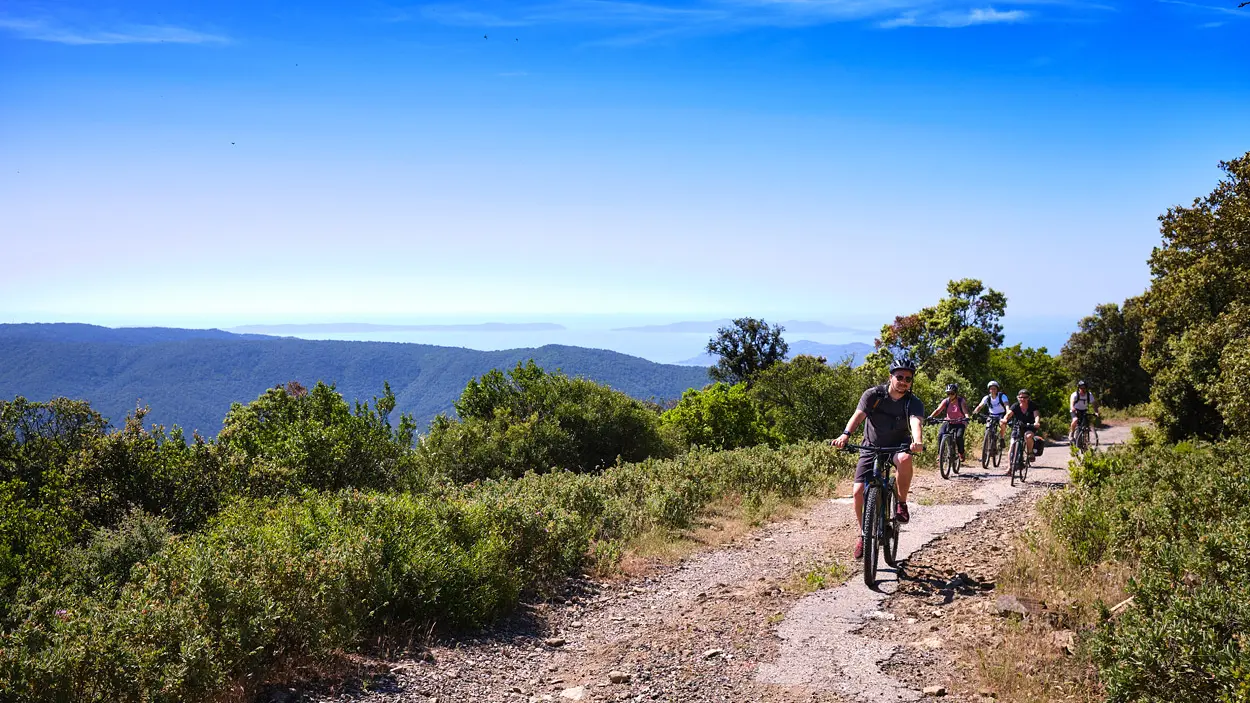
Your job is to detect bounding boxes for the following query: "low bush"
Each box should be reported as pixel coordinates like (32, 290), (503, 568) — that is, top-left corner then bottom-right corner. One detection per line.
(1041, 440), (1250, 702)
(416, 362), (669, 482)
(0, 437), (853, 702)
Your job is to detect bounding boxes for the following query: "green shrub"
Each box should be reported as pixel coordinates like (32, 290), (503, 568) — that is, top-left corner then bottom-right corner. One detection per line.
(417, 362), (668, 481)
(749, 356), (862, 444)
(216, 381), (416, 495)
(1041, 439), (1250, 701)
(661, 382), (771, 450)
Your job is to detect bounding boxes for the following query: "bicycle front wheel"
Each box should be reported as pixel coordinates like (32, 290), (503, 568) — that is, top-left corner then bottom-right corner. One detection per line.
(862, 484), (880, 589)
(981, 431), (993, 469)
(883, 485), (899, 567)
(938, 435), (952, 480)
(1009, 442), (1020, 487)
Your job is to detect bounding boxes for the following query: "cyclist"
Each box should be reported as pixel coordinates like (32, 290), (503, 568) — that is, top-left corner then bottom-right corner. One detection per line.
(831, 356), (925, 559)
(972, 380), (1010, 443)
(1001, 389), (1042, 471)
(1069, 380), (1100, 441)
(929, 383), (969, 464)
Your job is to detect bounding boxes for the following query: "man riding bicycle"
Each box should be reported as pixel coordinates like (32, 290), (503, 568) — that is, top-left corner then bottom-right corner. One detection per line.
(1069, 380), (1100, 441)
(831, 357), (925, 559)
(929, 383), (969, 464)
(972, 380), (1010, 442)
(1001, 389), (1042, 471)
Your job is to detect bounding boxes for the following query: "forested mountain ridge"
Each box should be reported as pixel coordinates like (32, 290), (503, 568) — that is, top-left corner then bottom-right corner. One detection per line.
(0, 324), (711, 435)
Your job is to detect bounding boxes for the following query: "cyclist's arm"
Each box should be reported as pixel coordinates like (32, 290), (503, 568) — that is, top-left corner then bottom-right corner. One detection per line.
(831, 409), (868, 447)
(1032, 410), (1042, 427)
(909, 414), (925, 450)
(1001, 408), (1014, 424)
(972, 400), (987, 415)
(928, 398), (946, 419)
(1069, 392), (1077, 413)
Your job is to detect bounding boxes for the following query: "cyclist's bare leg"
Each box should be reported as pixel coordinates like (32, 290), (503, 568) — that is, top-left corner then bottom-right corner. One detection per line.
(1024, 431), (1035, 455)
(894, 452), (913, 503)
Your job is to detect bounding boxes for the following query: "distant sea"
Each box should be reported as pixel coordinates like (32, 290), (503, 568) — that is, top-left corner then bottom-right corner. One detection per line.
(224, 315), (1076, 365)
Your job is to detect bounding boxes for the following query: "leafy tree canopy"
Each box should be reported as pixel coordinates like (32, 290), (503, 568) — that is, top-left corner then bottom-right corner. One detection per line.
(707, 318), (789, 385)
(1060, 298), (1151, 408)
(866, 279), (1007, 382)
(1139, 152), (1250, 439)
(660, 382), (771, 451)
(748, 355), (862, 444)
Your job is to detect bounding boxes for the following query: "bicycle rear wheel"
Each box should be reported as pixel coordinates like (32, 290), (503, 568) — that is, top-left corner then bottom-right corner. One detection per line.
(992, 434), (1002, 467)
(862, 484), (880, 589)
(1020, 443), (1030, 483)
(883, 485), (900, 567)
(981, 431), (993, 469)
(938, 434), (952, 480)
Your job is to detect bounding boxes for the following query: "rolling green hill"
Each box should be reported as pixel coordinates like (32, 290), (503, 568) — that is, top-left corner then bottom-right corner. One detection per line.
(0, 324), (711, 436)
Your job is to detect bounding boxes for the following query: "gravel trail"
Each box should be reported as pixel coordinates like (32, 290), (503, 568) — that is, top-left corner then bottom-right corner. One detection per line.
(306, 425), (1134, 703)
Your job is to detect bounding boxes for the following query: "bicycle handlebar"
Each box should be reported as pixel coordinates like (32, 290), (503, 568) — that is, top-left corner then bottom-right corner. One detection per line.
(840, 443), (915, 455)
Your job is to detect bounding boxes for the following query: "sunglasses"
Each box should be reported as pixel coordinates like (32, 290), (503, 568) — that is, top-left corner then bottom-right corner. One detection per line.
(1018, 395), (1030, 399)
(893, 374), (914, 383)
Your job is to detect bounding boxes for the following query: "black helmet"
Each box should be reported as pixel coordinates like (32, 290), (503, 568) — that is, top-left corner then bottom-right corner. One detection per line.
(889, 356), (917, 373)
(1077, 379), (1087, 388)
(945, 383), (958, 394)
(1017, 389), (1031, 398)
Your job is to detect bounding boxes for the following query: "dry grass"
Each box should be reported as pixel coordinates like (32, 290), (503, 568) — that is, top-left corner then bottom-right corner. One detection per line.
(971, 519), (1130, 703)
(609, 493), (825, 579)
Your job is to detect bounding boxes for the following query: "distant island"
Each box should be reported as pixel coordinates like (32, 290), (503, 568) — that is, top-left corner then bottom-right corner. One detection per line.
(230, 322), (566, 334)
(676, 340), (874, 367)
(614, 320), (869, 334)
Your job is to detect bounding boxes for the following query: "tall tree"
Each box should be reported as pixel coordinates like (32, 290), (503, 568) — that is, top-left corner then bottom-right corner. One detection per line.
(1061, 297), (1151, 408)
(867, 279), (1007, 382)
(707, 318), (789, 385)
(1139, 152), (1250, 439)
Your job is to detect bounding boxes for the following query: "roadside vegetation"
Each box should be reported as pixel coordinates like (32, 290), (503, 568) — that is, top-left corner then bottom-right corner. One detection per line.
(978, 151), (1250, 702)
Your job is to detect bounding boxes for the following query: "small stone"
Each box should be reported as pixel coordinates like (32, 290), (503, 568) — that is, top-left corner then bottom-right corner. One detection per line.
(609, 671), (631, 684)
(702, 648), (724, 660)
(922, 685), (947, 697)
(560, 686), (588, 701)
(1053, 630), (1076, 655)
(865, 610), (896, 621)
(545, 637), (567, 648)
(994, 595), (1030, 618)
(922, 637), (943, 650)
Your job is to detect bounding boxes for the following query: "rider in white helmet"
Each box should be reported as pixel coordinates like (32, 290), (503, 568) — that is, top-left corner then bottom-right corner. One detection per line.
(972, 380), (1010, 442)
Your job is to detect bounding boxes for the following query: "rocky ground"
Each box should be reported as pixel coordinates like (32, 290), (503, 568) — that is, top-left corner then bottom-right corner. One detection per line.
(292, 425), (1133, 703)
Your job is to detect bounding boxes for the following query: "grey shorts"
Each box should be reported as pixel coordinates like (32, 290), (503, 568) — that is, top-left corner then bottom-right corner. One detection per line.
(855, 450), (905, 483)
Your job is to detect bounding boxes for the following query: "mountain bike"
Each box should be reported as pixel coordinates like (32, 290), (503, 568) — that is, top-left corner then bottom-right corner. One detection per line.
(1005, 419), (1034, 487)
(842, 442), (911, 590)
(926, 418), (964, 480)
(978, 413), (1004, 469)
(1073, 409), (1099, 458)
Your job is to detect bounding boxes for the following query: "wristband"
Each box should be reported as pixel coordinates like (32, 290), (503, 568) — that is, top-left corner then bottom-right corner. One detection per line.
(840, 430), (851, 437)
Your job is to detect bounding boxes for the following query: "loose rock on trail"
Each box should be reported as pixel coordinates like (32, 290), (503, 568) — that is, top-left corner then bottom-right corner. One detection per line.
(306, 425), (1134, 703)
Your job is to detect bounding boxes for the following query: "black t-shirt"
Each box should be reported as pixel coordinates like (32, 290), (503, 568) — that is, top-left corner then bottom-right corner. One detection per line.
(857, 386), (925, 447)
(1010, 402), (1040, 426)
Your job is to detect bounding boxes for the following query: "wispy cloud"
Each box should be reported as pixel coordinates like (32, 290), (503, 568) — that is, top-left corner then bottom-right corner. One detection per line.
(880, 7), (1029, 28)
(401, 0), (1104, 41)
(1156, 0), (1248, 16)
(0, 17), (228, 45)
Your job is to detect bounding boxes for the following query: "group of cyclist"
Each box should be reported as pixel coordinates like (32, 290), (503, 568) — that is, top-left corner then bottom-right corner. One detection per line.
(830, 356), (1099, 559)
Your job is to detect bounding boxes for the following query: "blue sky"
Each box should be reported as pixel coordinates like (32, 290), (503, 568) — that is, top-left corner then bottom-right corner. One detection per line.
(2, 0), (1248, 348)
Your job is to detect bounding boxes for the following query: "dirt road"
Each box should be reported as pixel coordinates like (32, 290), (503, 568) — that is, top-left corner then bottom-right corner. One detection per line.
(307, 424), (1133, 703)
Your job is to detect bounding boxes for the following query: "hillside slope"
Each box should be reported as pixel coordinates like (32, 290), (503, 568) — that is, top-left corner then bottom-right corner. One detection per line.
(0, 324), (711, 435)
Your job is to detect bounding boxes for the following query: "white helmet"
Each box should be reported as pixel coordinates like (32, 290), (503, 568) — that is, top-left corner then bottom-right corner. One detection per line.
(987, 380), (1001, 389)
